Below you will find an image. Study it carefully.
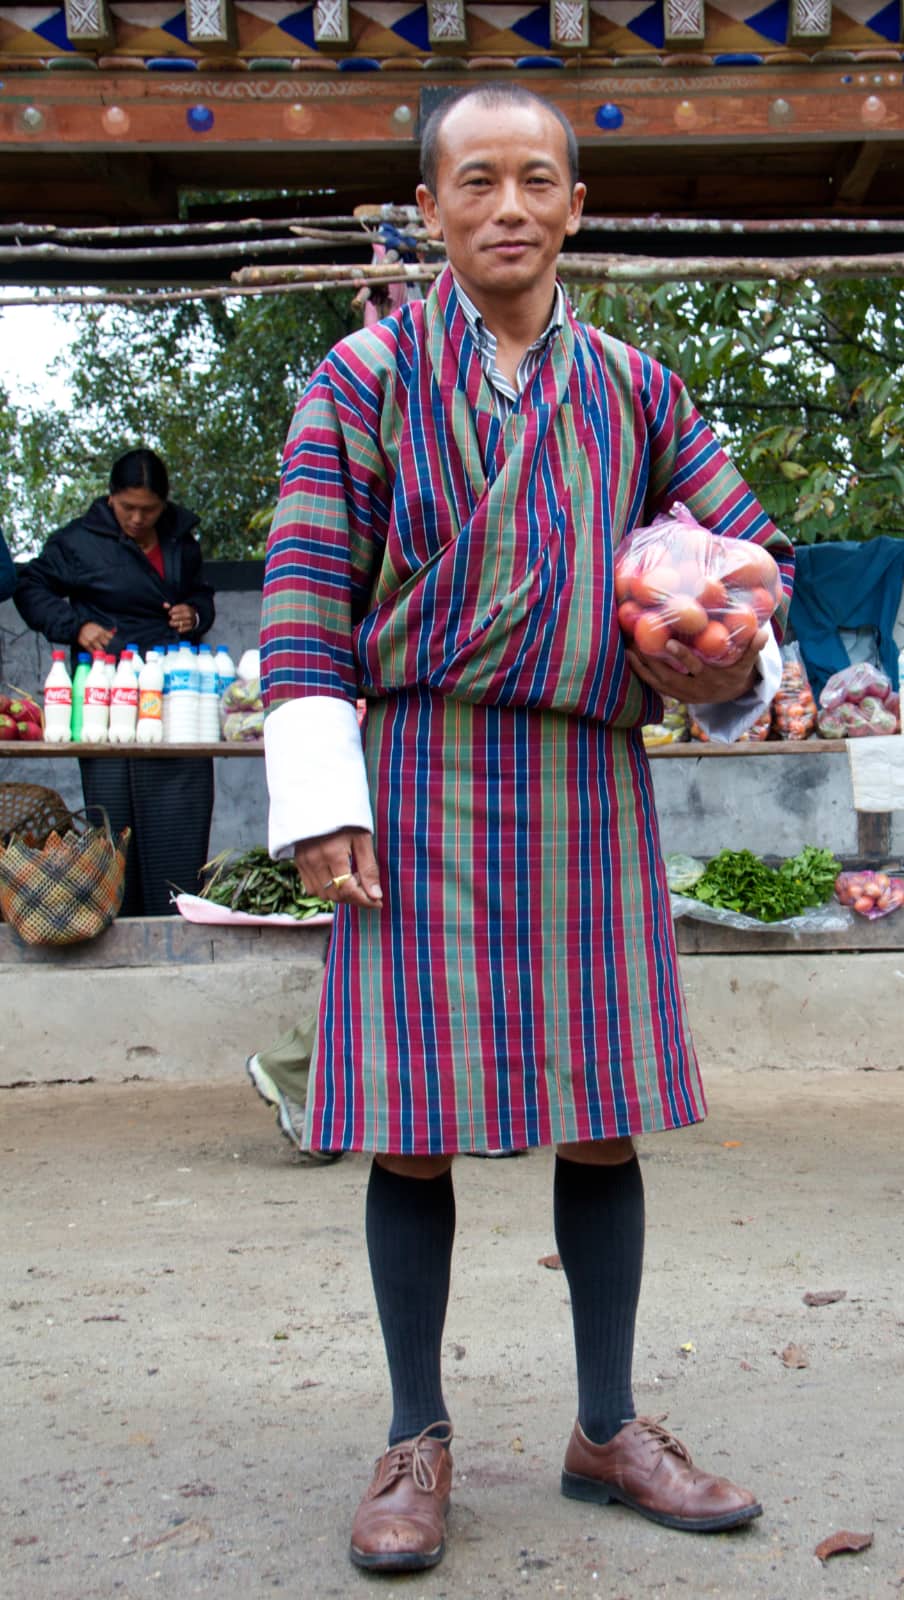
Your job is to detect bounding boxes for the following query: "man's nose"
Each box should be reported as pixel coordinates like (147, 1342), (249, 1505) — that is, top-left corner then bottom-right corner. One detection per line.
(495, 177), (527, 220)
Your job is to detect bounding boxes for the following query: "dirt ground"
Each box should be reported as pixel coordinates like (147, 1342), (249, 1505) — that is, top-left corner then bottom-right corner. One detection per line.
(3, 1065), (903, 1600)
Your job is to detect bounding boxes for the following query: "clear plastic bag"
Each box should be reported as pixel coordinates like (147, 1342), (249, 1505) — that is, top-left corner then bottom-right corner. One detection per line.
(772, 642), (817, 741)
(690, 704), (771, 744)
(670, 894), (853, 933)
(817, 663), (900, 738)
(834, 869), (904, 918)
(642, 696), (689, 748)
(615, 502), (782, 667)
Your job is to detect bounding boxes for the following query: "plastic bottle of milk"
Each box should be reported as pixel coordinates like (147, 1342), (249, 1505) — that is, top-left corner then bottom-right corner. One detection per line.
(136, 649), (164, 744)
(109, 650), (139, 744)
(197, 644), (220, 742)
(43, 650), (73, 743)
(82, 651), (111, 743)
(214, 644), (236, 697)
(168, 640), (200, 744)
(70, 652), (91, 741)
(161, 644), (176, 741)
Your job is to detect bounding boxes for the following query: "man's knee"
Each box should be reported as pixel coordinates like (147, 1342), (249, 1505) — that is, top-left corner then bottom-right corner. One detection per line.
(555, 1136), (636, 1166)
(374, 1153), (456, 1179)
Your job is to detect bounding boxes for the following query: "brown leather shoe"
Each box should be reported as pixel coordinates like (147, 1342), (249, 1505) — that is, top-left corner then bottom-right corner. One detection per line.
(349, 1422), (453, 1571)
(562, 1415), (762, 1532)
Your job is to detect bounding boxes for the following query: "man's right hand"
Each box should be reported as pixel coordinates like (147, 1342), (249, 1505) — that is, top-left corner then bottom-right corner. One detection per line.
(77, 621), (115, 653)
(294, 828), (383, 911)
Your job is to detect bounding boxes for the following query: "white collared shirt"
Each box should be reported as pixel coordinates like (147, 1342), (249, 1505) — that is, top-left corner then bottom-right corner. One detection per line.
(454, 279), (566, 417)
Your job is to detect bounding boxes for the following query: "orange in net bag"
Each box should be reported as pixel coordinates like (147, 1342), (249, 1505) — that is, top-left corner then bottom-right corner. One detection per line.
(615, 503), (782, 668)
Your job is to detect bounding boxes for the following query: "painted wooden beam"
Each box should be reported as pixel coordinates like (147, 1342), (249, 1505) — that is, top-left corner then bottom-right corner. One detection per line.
(63, 0), (114, 51)
(185, 0), (236, 49)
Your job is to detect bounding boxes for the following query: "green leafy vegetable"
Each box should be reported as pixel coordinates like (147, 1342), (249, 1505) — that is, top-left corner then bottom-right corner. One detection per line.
(199, 845), (333, 920)
(688, 846), (841, 923)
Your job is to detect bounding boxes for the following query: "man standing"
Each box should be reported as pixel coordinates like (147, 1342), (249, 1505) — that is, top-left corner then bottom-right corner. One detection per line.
(261, 85), (792, 1573)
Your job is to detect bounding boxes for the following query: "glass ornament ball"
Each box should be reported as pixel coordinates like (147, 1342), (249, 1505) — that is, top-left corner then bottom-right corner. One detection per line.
(595, 103), (624, 132)
(674, 100), (697, 130)
(102, 106), (130, 136)
(861, 95), (886, 126)
(186, 105), (215, 133)
(18, 105), (46, 133)
(768, 98), (793, 126)
(392, 104), (413, 126)
(284, 103), (313, 133)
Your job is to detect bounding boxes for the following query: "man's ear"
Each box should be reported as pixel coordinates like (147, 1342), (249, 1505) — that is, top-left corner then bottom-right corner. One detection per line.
(416, 184), (444, 240)
(565, 182), (587, 238)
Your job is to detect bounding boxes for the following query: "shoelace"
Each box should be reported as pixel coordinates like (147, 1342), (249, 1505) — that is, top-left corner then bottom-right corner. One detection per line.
(635, 1415), (694, 1466)
(371, 1422), (453, 1498)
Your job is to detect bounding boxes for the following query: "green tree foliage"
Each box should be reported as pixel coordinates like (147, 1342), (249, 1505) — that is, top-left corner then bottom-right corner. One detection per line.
(3, 275), (903, 555)
(1, 288), (357, 558)
(576, 277), (904, 543)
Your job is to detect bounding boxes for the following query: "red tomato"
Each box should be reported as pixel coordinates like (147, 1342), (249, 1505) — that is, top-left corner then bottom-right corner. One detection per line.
(617, 600), (643, 638)
(694, 620), (732, 662)
(722, 541), (780, 593)
(633, 610), (674, 657)
(723, 603), (759, 650)
(749, 584), (777, 623)
(696, 576), (729, 615)
(665, 593), (709, 637)
(614, 563), (634, 603)
(630, 562), (682, 608)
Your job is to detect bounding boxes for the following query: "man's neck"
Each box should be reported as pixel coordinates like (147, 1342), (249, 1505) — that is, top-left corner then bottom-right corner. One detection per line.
(452, 272), (558, 348)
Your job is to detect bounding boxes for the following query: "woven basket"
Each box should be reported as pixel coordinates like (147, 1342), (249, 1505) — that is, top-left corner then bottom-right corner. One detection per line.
(0, 807), (130, 946)
(0, 783), (74, 848)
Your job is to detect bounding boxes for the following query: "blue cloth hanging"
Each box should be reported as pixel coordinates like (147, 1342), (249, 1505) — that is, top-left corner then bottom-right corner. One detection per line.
(789, 537), (904, 693)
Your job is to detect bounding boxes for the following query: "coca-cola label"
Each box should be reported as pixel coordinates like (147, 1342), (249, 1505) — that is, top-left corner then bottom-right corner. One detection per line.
(44, 687), (71, 705)
(112, 688), (139, 707)
(84, 686), (110, 706)
(139, 690), (163, 719)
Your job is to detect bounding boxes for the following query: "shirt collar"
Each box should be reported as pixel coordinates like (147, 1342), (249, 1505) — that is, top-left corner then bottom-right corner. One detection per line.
(453, 279), (566, 355)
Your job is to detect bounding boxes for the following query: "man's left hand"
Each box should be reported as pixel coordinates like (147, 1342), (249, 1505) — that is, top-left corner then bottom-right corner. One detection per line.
(626, 627), (769, 705)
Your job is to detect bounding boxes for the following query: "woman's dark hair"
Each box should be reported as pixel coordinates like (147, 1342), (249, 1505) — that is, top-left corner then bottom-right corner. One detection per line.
(420, 84), (580, 195)
(109, 448), (169, 501)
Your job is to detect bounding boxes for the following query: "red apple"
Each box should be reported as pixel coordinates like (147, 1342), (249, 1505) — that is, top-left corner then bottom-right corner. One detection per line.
(8, 698), (41, 725)
(15, 720), (43, 741)
(0, 714), (18, 739)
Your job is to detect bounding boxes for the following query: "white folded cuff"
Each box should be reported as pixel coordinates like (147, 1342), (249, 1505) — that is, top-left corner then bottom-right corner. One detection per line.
(264, 695), (374, 860)
(688, 628), (783, 745)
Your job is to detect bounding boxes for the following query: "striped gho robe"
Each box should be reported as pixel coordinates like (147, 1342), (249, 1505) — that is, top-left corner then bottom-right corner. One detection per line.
(261, 266), (794, 1155)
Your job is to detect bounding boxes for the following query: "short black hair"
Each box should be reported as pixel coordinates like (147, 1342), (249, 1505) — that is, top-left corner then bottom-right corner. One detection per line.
(419, 84), (580, 195)
(109, 447), (169, 501)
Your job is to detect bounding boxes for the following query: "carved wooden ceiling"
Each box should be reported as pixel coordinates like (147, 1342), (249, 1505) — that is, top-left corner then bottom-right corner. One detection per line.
(0, 2), (903, 265)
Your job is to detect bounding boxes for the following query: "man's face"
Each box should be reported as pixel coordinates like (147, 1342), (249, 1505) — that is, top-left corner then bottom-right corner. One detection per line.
(416, 100), (585, 307)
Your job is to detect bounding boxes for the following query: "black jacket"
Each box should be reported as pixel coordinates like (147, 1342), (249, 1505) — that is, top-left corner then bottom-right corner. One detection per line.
(14, 497), (215, 663)
(0, 529), (16, 603)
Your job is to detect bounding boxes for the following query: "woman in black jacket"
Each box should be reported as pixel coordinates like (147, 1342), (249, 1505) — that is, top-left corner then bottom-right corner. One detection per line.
(15, 449), (217, 916)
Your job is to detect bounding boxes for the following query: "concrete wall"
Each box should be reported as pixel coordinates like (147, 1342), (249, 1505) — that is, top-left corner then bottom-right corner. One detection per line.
(2, 575), (902, 862)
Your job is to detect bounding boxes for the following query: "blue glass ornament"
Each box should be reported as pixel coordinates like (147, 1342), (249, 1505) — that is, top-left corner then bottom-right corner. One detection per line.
(595, 103), (624, 131)
(187, 105), (215, 133)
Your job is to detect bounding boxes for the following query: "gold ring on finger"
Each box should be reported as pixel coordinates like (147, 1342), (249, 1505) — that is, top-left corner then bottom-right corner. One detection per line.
(328, 872), (353, 889)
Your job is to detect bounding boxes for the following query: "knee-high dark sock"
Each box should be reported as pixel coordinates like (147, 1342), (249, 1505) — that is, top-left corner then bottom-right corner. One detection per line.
(553, 1153), (645, 1446)
(365, 1160), (455, 1448)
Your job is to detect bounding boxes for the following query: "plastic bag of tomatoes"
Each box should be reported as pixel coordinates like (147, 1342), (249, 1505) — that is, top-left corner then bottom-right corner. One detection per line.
(834, 869), (904, 918)
(615, 502), (783, 667)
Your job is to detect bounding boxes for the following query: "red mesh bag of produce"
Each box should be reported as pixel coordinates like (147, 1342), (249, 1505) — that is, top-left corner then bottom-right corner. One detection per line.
(615, 503), (782, 668)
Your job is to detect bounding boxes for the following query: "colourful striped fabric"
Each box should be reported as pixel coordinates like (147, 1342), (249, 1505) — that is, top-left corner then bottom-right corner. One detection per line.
(260, 268), (794, 1154)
